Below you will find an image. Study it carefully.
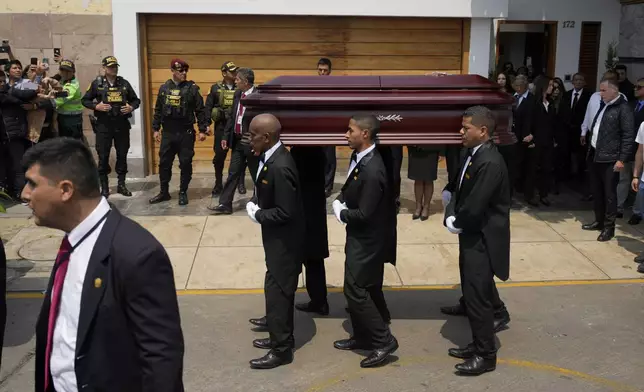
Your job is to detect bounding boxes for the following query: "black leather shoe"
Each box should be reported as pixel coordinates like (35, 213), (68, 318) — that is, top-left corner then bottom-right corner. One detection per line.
(634, 253), (644, 263)
(249, 316), (267, 328)
(333, 338), (371, 351)
(211, 183), (223, 196)
(117, 183), (132, 197)
(149, 192), (171, 204)
(597, 228), (615, 242)
(617, 211), (624, 219)
(178, 191), (188, 206)
(238, 182), (247, 195)
(448, 344), (476, 359)
(249, 350), (293, 369)
(540, 197), (551, 207)
(100, 177), (109, 198)
(455, 355), (496, 375)
(494, 311), (511, 333)
(525, 198), (539, 207)
(208, 204), (233, 214)
(295, 301), (329, 316)
(360, 337), (399, 368)
(582, 221), (603, 231)
(638, 263), (644, 273)
(440, 304), (466, 316)
(629, 214), (642, 225)
(253, 338), (272, 350)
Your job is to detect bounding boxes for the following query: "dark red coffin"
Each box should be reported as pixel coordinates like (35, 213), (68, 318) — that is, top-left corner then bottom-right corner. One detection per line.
(242, 74), (516, 146)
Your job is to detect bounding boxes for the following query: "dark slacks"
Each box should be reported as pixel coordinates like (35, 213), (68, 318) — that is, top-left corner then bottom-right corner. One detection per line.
(57, 114), (84, 139)
(218, 136), (258, 208)
(497, 143), (517, 198)
(459, 235), (497, 355)
(2, 138), (28, 195)
(264, 270), (297, 354)
(391, 146), (403, 203)
(324, 146), (336, 192)
(588, 150), (619, 229)
(95, 121), (130, 179)
(344, 264), (391, 348)
(303, 259), (327, 306)
(524, 144), (553, 201)
(212, 127), (243, 186)
(158, 128), (195, 192)
(0, 241), (6, 371)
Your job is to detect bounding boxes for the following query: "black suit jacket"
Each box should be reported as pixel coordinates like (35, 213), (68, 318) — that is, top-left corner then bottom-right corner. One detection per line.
(254, 144), (305, 292)
(561, 88), (592, 136)
(444, 142), (511, 281)
(290, 146), (330, 260)
(512, 92), (536, 140)
(337, 148), (393, 287)
(532, 100), (557, 148)
(35, 207), (184, 392)
(223, 88), (256, 146)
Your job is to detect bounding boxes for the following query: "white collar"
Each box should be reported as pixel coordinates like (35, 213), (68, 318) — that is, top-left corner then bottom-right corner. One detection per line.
(471, 144), (483, 156)
(243, 86), (255, 96)
(355, 143), (376, 163)
(262, 140), (282, 162)
(573, 88), (583, 94)
(515, 90), (529, 99)
(68, 197), (111, 247)
(603, 95), (622, 107)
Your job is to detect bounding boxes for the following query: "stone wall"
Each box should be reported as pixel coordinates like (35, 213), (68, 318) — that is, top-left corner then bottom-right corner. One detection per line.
(619, 3), (644, 80)
(0, 13), (114, 146)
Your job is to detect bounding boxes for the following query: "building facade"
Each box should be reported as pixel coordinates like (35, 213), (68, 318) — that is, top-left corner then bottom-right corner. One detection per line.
(0, 0), (629, 176)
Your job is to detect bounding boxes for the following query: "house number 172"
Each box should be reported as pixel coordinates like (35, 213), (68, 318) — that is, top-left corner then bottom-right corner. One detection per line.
(562, 21), (575, 28)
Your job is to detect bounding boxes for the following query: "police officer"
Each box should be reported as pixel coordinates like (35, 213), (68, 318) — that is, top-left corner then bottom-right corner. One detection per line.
(82, 56), (141, 198)
(55, 59), (84, 140)
(149, 58), (209, 206)
(205, 61), (248, 196)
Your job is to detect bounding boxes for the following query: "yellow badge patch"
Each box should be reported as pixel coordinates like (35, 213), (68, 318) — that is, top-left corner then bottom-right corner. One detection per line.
(94, 278), (102, 288)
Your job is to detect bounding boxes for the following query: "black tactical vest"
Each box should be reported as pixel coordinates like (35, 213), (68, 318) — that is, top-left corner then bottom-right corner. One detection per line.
(162, 80), (194, 119)
(97, 76), (128, 117)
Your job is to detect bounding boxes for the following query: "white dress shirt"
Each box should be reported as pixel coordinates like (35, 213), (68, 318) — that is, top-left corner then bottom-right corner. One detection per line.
(347, 143), (376, 178)
(590, 95), (622, 149)
(51, 197), (111, 392)
(235, 86), (255, 128)
(570, 88), (583, 108)
(582, 92), (627, 136)
(256, 140), (282, 181)
(458, 144), (484, 189)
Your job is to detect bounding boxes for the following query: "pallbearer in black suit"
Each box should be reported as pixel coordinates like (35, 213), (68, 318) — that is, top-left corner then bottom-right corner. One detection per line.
(332, 115), (398, 368)
(291, 146), (330, 315)
(443, 106), (511, 375)
(245, 114), (304, 370)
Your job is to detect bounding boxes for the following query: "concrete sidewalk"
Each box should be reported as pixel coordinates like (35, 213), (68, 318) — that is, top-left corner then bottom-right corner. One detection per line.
(1, 283), (643, 391)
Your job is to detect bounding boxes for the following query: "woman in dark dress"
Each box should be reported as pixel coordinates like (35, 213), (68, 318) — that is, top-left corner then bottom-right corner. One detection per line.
(407, 145), (440, 220)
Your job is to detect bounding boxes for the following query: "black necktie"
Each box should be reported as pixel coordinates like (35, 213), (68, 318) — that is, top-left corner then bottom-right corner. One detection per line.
(350, 151), (357, 163)
(467, 148), (474, 157)
(572, 92), (579, 110)
(259, 153), (266, 163)
(590, 101), (607, 134)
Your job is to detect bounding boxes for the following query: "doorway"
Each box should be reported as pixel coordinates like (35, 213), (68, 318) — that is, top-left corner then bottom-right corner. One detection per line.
(494, 21), (558, 80)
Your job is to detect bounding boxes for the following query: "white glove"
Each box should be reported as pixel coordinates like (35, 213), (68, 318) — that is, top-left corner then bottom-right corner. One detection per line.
(332, 200), (345, 224)
(441, 190), (452, 208)
(446, 216), (462, 234)
(246, 201), (260, 224)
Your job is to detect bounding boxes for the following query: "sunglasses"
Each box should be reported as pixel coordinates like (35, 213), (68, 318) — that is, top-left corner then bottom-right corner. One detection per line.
(173, 68), (187, 73)
(636, 85), (644, 90)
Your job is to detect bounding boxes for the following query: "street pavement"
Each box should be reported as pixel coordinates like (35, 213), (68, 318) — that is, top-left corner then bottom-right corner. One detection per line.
(1, 283), (643, 391)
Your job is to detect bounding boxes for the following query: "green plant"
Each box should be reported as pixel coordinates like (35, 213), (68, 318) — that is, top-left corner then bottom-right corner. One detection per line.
(0, 190), (12, 213)
(605, 40), (619, 71)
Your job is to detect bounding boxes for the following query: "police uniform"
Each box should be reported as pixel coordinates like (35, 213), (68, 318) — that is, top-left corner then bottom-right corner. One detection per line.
(55, 60), (84, 140)
(82, 56), (141, 198)
(204, 61), (244, 195)
(150, 59), (209, 206)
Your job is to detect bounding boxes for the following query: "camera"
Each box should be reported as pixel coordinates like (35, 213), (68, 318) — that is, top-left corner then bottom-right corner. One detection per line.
(0, 40), (10, 54)
(54, 91), (69, 98)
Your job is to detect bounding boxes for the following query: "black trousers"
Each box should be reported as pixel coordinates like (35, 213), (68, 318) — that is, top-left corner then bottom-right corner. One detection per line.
(459, 237), (498, 355)
(524, 144), (553, 201)
(588, 150), (619, 229)
(158, 128), (195, 192)
(212, 127), (243, 186)
(95, 121), (130, 179)
(218, 136), (258, 208)
(344, 264), (391, 348)
(264, 270), (297, 354)
(0, 241), (6, 371)
(57, 114), (84, 139)
(303, 258), (328, 306)
(324, 146), (336, 192)
(2, 138), (28, 196)
(391, 146), (403, 203)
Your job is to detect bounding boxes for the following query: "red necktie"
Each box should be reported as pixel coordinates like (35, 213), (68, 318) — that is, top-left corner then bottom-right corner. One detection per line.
(234, 92), (247, 135)
(44, 236), (72, 391)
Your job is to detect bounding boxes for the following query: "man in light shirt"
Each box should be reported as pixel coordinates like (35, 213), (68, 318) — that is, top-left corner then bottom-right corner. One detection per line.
(631, 121), (644, 270)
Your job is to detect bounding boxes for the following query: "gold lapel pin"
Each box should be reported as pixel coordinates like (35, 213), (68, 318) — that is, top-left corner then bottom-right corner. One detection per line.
(94, 278), (102, 288)
(354, 168), (359, 174)
(262, 179), (268, 184)
(354, 176), (358, 180)
(468, 162), (472, 166)
(263, 167), (267, 171)
(465, 173), (470, 179)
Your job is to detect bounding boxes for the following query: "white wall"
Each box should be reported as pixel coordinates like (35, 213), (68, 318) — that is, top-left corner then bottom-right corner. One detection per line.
(507, 0), (622, 89)
(112, 0), (510, 168)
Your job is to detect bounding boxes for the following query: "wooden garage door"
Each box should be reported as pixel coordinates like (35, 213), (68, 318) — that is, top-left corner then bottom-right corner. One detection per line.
(140, 14), (469, 174)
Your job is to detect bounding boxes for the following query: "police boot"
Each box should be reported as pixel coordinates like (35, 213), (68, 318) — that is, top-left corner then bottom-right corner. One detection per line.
(178, 191), (189, 206)
(100, 176), (110, 198)
(149, 184), (171, 204)
(117, 176), (132, 197)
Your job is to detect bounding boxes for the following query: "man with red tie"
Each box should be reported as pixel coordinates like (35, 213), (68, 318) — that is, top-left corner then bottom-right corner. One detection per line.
(21, 137), (184, 392)
(210, 67), (260, 214)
